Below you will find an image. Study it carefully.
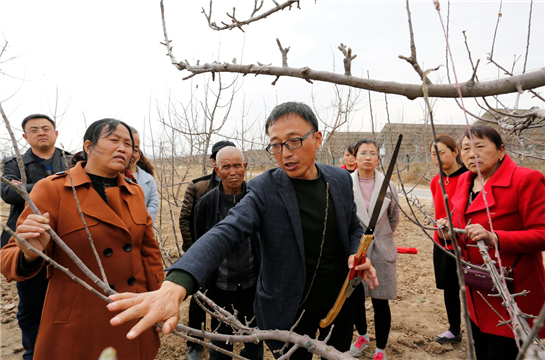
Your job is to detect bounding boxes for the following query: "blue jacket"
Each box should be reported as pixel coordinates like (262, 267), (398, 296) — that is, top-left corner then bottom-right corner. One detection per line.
(135, 166), (159, 222)
(171, 163), (363, 331)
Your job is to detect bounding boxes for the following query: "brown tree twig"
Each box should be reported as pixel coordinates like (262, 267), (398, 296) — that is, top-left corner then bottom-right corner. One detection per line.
(1, 175), (355, 359)
(461, 30), (481, 87)
(6, 217), (332, 359)
(433, 3), (544, 352)
(398, 0), (431, 84)
(488, 0), (503, 60)
(487, 57), (545, 103)
(472, 239), (544, 351)
(276, 38), (289, 67)
(0, 177), (114, 295)
(158, 0), (545, 100)
(0, 109), (115, 296)
(338, 43), (356, 77)
(202, 0), (300, 32)
(516, 302), (545, 360)
(61, 151), (109, 285)
(184, 291), (354, 359)
(422, 65), (476, 359)
(0, 103), (27, 186)
(522, 0), (533, 74)
(0, 224), (111, 303)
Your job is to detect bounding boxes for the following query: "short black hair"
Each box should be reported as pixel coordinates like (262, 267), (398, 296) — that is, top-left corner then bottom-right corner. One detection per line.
(21, 114), (56, 133)
(264, 102), (319, 135)
(344, 144), (356, 156)
(461, 126), (504, 150)
(354, 138), (379, 155)
(71, 119), (134, 165)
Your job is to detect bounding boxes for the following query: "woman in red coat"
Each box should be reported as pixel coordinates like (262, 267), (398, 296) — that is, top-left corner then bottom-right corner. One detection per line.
(1, 119), (165, 360)
(438, 126), (545, 359)
(429, 134), (467, 344)
(340, 144), (357, 173)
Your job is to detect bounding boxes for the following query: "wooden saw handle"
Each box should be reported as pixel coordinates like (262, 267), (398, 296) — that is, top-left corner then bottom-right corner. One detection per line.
(319, 234), (373, 328)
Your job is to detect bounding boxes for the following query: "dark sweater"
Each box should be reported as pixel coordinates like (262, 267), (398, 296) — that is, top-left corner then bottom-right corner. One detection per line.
(290, 174), (346, 312)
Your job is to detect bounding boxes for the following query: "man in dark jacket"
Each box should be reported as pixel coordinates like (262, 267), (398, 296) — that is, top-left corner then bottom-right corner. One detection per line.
(109, 102), (378, 360)
(178, 140), (235, 360)
(193, 146), (262, 360)
(1, 114), (71, 360)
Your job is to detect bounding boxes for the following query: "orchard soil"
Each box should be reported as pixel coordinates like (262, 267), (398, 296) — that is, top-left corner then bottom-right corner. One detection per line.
(2, 175), (541, 360)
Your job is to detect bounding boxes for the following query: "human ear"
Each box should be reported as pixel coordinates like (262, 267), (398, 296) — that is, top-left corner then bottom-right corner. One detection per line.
(84, 140), (93, 156)
(314, 131), (323, 148)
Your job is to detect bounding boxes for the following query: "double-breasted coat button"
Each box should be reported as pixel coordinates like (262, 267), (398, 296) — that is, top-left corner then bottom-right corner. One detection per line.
(127, 277), (136, 286)
(103, 248), (113, 257)
(294, 294), (300, 299)
(123, 244), (132, 252)
(109, 284), (116, 291)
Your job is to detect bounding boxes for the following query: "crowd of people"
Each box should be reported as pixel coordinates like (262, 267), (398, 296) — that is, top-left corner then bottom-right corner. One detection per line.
(1, 104), (544, 360)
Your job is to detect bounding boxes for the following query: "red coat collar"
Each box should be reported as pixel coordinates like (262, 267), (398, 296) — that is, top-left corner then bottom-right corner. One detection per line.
(453, 154), (516, 215)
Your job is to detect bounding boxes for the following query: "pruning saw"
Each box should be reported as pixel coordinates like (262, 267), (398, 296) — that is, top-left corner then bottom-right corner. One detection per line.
(319, 134), (403, 328)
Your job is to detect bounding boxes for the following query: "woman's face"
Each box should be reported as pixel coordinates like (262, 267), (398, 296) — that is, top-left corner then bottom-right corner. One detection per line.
(343, 149), (356, 167)
(430, 142), (458, 173)
(461, 135), (505, 179)
(130, 133), (141, 167)
(85, 125), (133, 177)
(356, 143), (380, 173)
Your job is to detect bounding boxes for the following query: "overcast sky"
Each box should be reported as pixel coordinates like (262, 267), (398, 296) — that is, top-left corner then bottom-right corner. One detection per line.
(1, 0), (543, 155)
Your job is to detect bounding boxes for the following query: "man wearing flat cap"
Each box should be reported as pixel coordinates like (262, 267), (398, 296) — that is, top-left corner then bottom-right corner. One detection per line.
(177, 139), (235, 360)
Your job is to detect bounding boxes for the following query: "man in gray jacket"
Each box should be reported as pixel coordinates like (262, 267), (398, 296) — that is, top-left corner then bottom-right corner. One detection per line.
(1, 114), (70, 360)
(109, 102), (377, 359)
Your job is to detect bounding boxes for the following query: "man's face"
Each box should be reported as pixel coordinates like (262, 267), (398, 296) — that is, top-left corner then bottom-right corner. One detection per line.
(267, 114), (322, 180)
(215, 148), (247, 193)
(22, 118), (58, 151)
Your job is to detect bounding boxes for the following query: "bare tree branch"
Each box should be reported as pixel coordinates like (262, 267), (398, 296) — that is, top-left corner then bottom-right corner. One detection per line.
(338, 43), (356, 77)
(61, 151), (109, 285)
(276, 38), (289, 67)
(0, 224), (111, 303)
(202, 0), (300, 32)
(398, 0), (431, 84)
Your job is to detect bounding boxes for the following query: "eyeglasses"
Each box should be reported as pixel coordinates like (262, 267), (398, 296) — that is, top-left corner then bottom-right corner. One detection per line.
(266, 130), (316, 155)
(27, 127), (53, 134)
(358, 151), (378, 158)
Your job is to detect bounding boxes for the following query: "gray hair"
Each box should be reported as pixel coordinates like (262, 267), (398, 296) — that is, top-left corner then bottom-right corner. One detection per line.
(129, 126), (139, 136)
(215, 146), (244, 165)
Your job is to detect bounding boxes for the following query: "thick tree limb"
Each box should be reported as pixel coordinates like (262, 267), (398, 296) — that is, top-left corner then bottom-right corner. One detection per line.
(169, 60), (545, 100)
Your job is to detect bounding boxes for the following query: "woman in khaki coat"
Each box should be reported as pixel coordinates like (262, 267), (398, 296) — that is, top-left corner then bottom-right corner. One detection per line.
(1, 119), (165, 360)
(349, 138), (400, 360)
